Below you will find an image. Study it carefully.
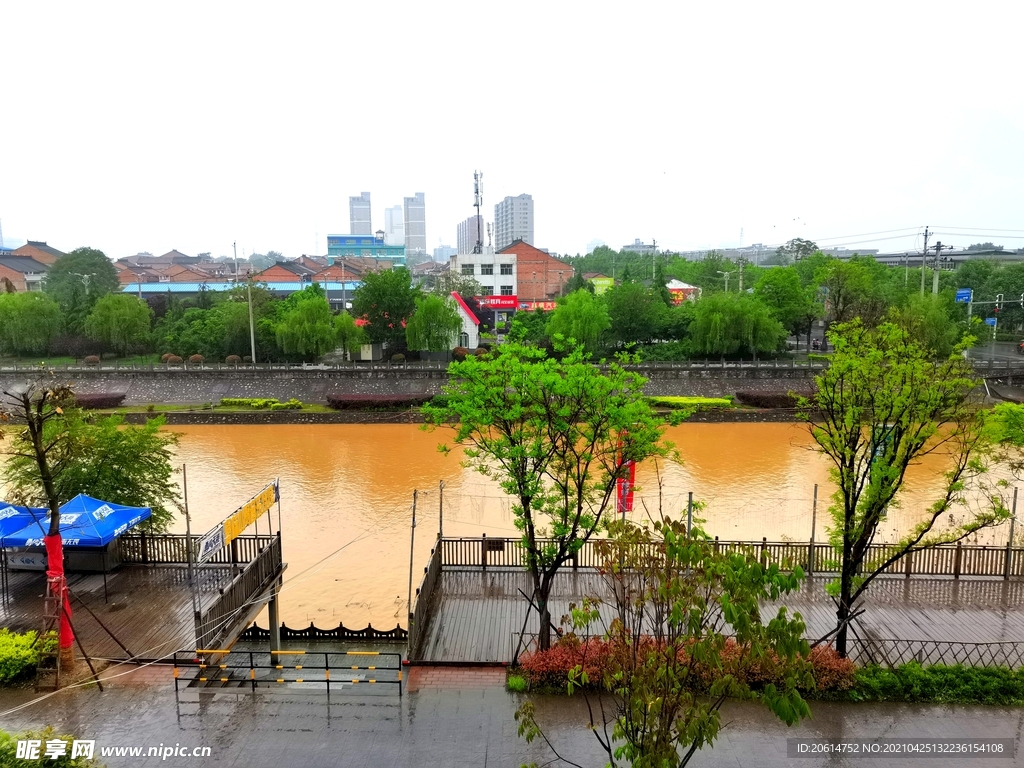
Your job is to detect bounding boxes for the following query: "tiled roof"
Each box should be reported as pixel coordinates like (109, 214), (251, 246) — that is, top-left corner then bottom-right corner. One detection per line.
(0, 256), (49, 273)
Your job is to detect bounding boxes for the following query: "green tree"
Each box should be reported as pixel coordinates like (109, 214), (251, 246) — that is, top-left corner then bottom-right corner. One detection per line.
(562, 271), (594, 295)
(754, 267), (811, 333)
(43, 247), (120, 331)
(772, 237), (820, 265)
(84, 294), (153, 355)
(605, 281), (668, 348)
(545, 290), (610, 357)
(653, 261), (672, 306)
(507, 309), (551, 347)
(896, 293), (964, 357)
(420, 269), (482, 298)
(334, 311), (368, 360)
(689, 293), (787, 358)
(802, 321), (1007, 657)
(516, 517), (811, 768)
(423, 343), (675, 650)
(3, 410), (181, 533)
(0, 293), (62, 355)
(815, 259), (887, 328)
(405, 295), (462, 352)
(275, 286), (336, 360)
(351, 267), (419, 351)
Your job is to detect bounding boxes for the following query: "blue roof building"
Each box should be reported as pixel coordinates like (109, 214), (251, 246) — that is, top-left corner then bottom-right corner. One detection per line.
(327, 234), (405, 264)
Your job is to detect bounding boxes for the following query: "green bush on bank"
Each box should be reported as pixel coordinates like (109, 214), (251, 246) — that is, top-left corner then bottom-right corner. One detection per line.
(0, 629), (41, 685)
(648, 396), (735, 410)
(842, 663), (1024, 706)
(219, 397), (280, 410)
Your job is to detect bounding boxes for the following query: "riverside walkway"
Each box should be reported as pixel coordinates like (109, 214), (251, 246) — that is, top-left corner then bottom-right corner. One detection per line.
(409, 537), (1024, 666)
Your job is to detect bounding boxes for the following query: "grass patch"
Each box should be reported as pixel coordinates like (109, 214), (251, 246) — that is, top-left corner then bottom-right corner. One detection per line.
(506, 673), (528, 693)
(648, 396), (735, 410)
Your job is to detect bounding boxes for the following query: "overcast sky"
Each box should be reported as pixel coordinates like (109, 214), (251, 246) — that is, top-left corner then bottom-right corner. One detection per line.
(1, 2), (1021, 260)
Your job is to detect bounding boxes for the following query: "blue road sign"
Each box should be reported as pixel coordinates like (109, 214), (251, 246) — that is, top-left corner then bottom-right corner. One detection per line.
(955, 288), (973, 303)
(984, 317), (997, 326)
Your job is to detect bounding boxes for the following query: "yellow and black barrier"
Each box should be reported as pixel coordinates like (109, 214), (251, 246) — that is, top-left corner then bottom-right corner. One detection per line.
(173, 650), (403, 697)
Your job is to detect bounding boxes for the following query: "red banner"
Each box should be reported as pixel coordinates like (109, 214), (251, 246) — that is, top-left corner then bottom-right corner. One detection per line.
(617, 458), (636, 514)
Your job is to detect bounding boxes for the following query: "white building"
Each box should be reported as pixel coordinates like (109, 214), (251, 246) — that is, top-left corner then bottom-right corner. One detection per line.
(433, 244), (456, 261)
(449, 246), (517, 298)
(493, 193), (534, 251)
(349, 192), (371, 235)
(384, 205), (404, 246)
(403, 192), (426, 257)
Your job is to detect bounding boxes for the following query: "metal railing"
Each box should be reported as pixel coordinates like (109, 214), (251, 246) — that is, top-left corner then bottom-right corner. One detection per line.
(196, 533), (283, 650)
(173, 648), (402, 695)
(408, 537), (442, 659)
(847, 638), (1024, 669)
(118, 533), (274, 566)
(439, 536), (1024, 579)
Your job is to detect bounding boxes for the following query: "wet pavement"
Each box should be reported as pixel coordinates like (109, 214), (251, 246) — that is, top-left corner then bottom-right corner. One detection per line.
(1, 666), (1022, 767)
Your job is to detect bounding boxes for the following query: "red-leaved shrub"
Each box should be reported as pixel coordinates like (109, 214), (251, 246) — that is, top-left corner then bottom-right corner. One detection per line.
(188, 354), (204, 364)
(735, 391), (808, 409)
(326, 393), (433, 410)
(74, 393), (127, 409)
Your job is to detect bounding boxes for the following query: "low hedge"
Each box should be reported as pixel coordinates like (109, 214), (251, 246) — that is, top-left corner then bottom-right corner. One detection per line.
(73, 393), (126, 410)
(0, 629), (41, 685)
(648, 396), (735, 410)
(517, 636), (855, 694)
(269, 399), (303, 411)
(844, 663), (1024, 706)
(326, 393), (433, 410)
(219, 397), (280, 409)
(734, 391), (807, 409)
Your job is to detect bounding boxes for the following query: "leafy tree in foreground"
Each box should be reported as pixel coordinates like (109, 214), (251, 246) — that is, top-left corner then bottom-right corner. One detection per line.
(84, 293), (153, 355)
(424, 343), (675, 650)
(405, 295), (462, 352)
(3, 404), (181, 533)
(43, 247), (120, 332)
(517, 517), (812, 768)
(801, 321), (1007, 657)
(0, 292), (62, 355)
(351, 267), (419, 351)
(545, 290), (610, 358)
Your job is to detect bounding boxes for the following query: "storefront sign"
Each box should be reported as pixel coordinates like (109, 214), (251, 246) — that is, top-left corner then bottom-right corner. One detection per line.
(479, 295), (518, 309)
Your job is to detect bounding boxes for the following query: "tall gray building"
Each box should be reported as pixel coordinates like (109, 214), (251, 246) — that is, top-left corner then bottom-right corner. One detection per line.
(457, 215), (484, 254)
(493, 193), (534, 251)
(403, 192), (426, 257)
(349, 192), (372, 235)
(384, 205), (404, 246)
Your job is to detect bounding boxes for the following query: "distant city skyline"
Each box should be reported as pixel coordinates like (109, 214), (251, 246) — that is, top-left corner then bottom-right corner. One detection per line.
(1, 5), (1020, 261)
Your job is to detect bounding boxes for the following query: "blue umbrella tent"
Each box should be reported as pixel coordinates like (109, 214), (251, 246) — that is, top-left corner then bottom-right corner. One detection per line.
(0, 504), (48, 606)
(3, 495), (151, 578)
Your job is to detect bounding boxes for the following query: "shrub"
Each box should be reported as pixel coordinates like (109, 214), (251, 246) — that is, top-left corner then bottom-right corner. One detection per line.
(452, 346), (470, 362)
(849, 663), (1024, 706)
(269, 399), (303, 411)
(326, 393), (433, 410)
(390, 353), (405, 364)
(648, 396), (734, 410)
(734, 391), (806, 409)
(220, 398), (279, 409)
(165, 355), (183, 365)
(639, 341), (691, 362)
(225, 355), (241, 365)
(473, 347), (489, 358)
(0, 726), (102, 766)
(506, 673), (528, 693)
(73, 393), (126, 409)
(0, 629), (40, 685)
(188, 354), (204, 364)
(160, 352), (175, 363)
(82, 355), (100, 366)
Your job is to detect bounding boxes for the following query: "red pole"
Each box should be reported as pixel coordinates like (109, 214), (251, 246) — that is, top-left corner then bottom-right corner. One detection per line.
(44, 533), (73, 652)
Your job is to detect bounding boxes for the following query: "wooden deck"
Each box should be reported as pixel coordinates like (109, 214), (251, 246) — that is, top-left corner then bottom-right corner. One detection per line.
(417, 568), (1024, 663)
(0, 564), (237, 661)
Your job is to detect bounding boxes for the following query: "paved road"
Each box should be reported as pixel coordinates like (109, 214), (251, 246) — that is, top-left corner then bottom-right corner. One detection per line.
(1, 665), (1021, 767)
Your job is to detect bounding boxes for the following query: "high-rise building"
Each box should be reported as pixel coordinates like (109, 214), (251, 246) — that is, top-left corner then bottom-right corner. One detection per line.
(493, 193), (534, 251)
(457, 215), (484, 254)
(403, 192), (426, 257)
(384, 205), (404, 246)
(433, 244), (457, 262)
(349, 192), (372, 235)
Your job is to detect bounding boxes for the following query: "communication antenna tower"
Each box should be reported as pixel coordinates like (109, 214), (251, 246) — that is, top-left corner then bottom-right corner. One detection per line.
(473, 171), (483, 254)
(486, 222), (492, 248)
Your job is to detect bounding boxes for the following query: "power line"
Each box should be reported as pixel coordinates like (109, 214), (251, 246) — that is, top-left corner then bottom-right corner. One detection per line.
(932, 225), (1024, 233)
(811, 226), (923, 242)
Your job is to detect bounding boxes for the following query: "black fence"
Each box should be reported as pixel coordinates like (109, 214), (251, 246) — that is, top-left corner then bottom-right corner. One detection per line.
(240, 622), (407, 643)
(118, 533), (274, 566)
(847, 638), (1024, 669)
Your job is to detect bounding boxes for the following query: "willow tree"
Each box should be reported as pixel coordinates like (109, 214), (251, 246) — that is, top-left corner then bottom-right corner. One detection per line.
(423, 343), (675, 650)
(801, 320), (1007, 657)
(405, 295), (462, 352)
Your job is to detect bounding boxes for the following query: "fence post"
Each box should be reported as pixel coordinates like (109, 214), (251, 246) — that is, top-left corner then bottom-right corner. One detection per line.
(954, 541), (962, 579)
(481, 534), (487, 571)
(141, 532), (149, 564)
(760, 537), (767, 567)
(904, 550), (913, 578)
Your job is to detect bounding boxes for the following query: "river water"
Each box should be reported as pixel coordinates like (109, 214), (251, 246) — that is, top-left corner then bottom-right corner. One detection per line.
(151, 423), (1013, 630)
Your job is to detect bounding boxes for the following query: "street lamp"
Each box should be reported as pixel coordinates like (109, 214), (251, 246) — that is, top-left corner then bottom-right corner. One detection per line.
(717, 270), (731, 293)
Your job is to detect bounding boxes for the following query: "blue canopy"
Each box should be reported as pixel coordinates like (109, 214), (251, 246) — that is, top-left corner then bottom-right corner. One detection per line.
(0, 504), (49, 545)
(2, 495), (151, 548)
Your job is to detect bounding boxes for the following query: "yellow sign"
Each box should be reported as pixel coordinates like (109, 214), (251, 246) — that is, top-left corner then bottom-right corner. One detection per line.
(223, 483), (278, 546)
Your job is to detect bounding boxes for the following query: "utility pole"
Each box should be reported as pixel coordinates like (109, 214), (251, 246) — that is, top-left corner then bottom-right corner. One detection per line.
(717, 270), (731, 293)
(737, 257), (748, 293)
(932, 241), (950, 296)
(919, 226), (930, 297)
